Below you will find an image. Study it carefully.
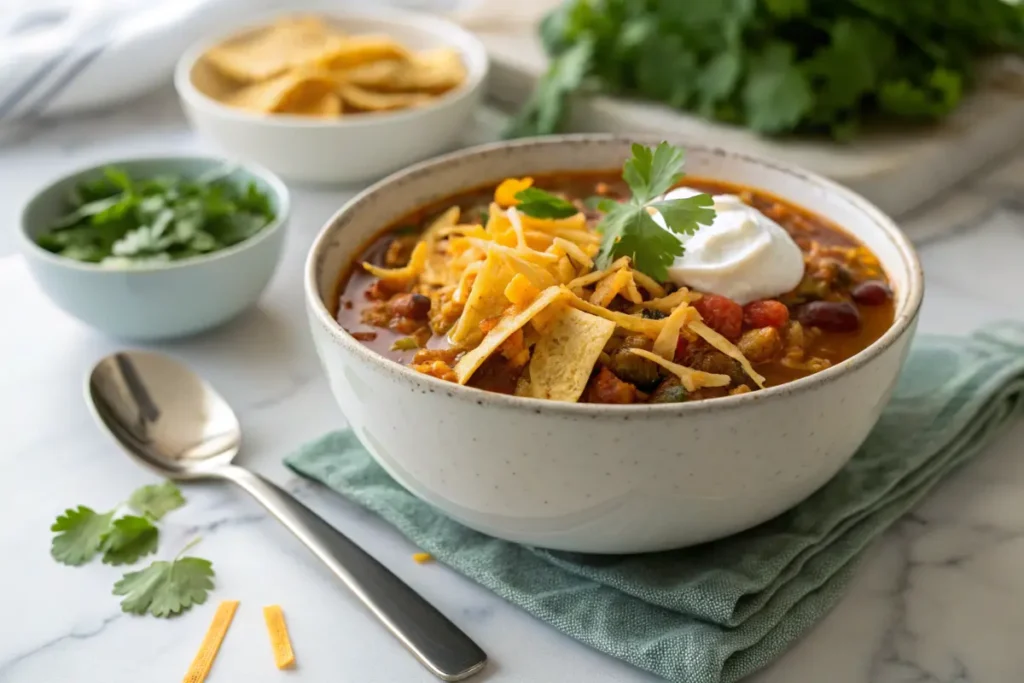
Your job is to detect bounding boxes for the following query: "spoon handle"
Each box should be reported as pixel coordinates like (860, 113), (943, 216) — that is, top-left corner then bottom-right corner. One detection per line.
(220, 465), (487, 682)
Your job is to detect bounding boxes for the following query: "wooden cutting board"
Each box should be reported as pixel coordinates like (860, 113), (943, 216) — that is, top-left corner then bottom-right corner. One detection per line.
(476, 29), (1024, 218)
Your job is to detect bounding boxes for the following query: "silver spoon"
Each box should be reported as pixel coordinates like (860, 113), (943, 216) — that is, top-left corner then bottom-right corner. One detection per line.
(86, 350), (487, 682)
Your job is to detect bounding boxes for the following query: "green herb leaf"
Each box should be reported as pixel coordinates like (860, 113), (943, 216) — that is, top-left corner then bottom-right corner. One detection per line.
(583, 196), (618, 213)
(512, 187), (579, 219)
(128, 482), (185, 520)
(391, 337), (420, 351)
(35, 166), (275, 266)
(596, 142), (716, 282)
(50, 506), (115, 566)
(101, 516), (159, 566)
(743, 43), (814, 134)
(113, 556), (214, 617)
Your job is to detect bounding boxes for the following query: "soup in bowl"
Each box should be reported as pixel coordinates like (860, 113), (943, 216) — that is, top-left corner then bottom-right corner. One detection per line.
(305, 135), (923, 553)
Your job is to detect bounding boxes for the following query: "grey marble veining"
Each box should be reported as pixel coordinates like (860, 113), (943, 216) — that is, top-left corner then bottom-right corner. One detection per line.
(1, 86), (1024, 683)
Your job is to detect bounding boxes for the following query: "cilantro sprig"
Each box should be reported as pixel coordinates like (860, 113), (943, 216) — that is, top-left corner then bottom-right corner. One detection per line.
(49, 481), (214, 617)
(507, 1), (1024, 140)
(594, 142), (716, 282)
(113, 538), (215, 618)
(35, 166), (275, 267)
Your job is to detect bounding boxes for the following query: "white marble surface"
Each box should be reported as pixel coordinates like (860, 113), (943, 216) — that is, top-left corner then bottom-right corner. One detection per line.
(2, 87), (1024, 683)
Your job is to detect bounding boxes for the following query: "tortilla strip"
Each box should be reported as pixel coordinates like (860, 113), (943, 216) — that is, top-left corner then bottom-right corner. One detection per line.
(688, 319), (766, 388)
(562, 287), (665, 337)
(551, 237), (592, 269)
(527, 308), (616, 402)
(449, 249), (515, 343)
(628, 349), (732, 392)
(454, 286), (566, 384)
(631, 269), (667, 298)
(636, 288), (701, 313)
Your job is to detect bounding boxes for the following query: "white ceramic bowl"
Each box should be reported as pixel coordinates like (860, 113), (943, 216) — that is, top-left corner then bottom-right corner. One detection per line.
(305, 135), (924, 554)
(174, 9), (489, 185)
(21, 156), (289, 341)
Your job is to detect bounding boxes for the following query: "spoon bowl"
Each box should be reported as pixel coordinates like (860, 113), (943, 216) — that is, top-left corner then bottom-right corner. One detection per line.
(86, 350), (487, 682)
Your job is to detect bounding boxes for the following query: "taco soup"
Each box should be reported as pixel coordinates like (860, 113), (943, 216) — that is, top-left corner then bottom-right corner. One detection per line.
(332, 143), (895, 404)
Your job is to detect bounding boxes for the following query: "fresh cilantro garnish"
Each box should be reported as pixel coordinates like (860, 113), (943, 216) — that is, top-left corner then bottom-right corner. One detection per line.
(51, 506), (115, 566)
(49, 481), (185, 566)
(506, 0), (1024, 139)
(113, 538), (214, 618)
(512, 187), (579, 219)
(35, 166), (276, 266)
(129, 482), (186, 520)
(595, 142), (715, 282)
(101, 516), (159, 566)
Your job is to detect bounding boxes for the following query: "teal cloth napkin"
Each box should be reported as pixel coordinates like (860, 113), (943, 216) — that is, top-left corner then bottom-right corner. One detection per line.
(285, 323), (1024, 683)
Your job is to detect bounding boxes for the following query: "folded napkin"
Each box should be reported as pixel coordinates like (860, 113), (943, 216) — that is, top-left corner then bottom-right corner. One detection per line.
(286, 323), (1024, 683)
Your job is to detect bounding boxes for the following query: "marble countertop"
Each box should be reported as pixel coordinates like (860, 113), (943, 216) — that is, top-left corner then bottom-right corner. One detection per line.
(3, 87), (1024, 683)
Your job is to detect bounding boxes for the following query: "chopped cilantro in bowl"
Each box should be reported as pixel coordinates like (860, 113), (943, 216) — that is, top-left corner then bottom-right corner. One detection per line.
(33, 163), (277, 267)
(20, 156), (289, 340)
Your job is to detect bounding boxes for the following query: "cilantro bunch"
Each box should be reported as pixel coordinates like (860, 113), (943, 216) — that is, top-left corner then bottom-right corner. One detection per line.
(36, 165), (275, 266)
(507, 0), (1024, 140)
(50, 481), (215, 618)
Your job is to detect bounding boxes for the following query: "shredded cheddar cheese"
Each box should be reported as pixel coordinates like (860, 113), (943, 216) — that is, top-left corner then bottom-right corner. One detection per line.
(262, 605), (296, 670)
(182, 600), (239, 683)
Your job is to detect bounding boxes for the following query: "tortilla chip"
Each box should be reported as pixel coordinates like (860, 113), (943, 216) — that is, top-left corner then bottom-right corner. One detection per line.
(334, 59), (405, 88)
(339, 84), (434, 111)
(204, 17), (338, 83)
(224, 70), (337, 113)
(526, 308), (616, 402)
(392, 48), (467, 93)
(454, 287), (566, 384)
(317, 35), (410, 70)
(282, 91), (342, 117)
(449, 249), (515, 343)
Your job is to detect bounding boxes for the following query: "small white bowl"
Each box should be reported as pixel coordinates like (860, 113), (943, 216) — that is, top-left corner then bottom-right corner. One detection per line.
(20, 156), (289, 341)
(174, 9), (489, 185)
(305, 135), (924, 554)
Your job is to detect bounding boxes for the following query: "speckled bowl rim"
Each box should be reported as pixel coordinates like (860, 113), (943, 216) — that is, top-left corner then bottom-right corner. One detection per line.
(18, 154), (290, 273)
(305, 134), (924, 417)
(174, 7), (489, 129)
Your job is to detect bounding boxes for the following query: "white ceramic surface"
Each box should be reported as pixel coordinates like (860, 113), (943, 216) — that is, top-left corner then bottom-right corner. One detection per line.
(305, 135), (925, 554)
(20, 156), (289, 341)
(174, 8), (489, 185)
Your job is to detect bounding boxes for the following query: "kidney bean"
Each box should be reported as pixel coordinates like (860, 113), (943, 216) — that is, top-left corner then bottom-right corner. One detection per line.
(796, 301), (861, 332)
(851, 280), (892, 306)
(389, 292), (431, 319)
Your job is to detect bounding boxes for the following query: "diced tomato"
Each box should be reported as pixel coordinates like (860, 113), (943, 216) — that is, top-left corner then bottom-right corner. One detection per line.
(743, 300), (790, 329)
(674, 336), (689, 363)
(692, 294), (743, 340)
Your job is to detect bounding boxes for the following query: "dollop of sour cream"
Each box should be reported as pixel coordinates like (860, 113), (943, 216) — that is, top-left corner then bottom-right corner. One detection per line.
(651, 187), (805, 304)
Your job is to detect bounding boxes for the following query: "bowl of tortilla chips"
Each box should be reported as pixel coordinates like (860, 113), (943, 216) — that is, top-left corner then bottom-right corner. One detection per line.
(175, 10), (488, 184)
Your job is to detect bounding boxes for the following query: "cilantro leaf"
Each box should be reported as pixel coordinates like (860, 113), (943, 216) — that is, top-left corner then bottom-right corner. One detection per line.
(35, 166), (276, 266)
(597, 204), (685, 282)
(513, 187), (578, 219)
(128, 482), (185, 520)
(649, 196), (717, 237)
(113, 556), (214, 617)
(596, 142), (717, 282)
(101, 516), (159, 566)
(622, 142), (687, 204)
(51, 506), (115, 566)
(743, 43), (813, 134)
(583, 196), (618, 213)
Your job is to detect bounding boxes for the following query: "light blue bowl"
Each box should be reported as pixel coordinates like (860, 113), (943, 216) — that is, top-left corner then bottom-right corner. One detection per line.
(20, 156), (289, 341)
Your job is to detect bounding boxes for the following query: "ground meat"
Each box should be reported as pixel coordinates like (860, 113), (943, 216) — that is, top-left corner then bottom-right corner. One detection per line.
(361, 302), (391, 327)
(412, 348), (460, 365)
(684, 345), (750, 388)
(585, 367), (638, 404)
(365, 280), (397, 301)
(737, 327), (784, 364)
(384, 235), (418, 267)
(412, 360), (457, 383)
